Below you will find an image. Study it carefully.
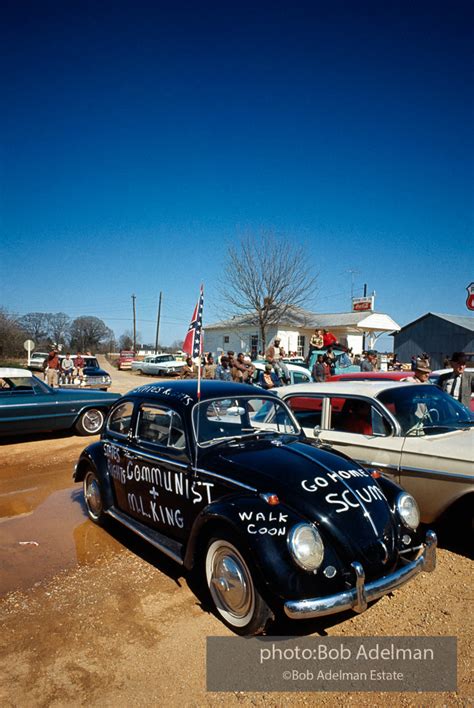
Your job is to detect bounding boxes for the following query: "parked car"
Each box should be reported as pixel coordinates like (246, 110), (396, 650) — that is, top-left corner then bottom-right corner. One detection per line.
(277, 381), (473, 532)
(27, 351), (49, 371)
(116, 351), (135, 370)
(0, 368), (120, 436)
(429, 368), (474, 411)
(57, 355), (112, 390)
(307, 348), (360, 375)
(251, 360), (312, 386)
(74, 380), (435, 635)
(132, 354), (186, 376)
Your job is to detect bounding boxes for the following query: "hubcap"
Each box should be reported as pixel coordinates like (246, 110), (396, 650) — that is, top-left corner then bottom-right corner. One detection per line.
(83, 409), (103, 433)
(84, 474), (102, 518)
(209, 546), (253, 619)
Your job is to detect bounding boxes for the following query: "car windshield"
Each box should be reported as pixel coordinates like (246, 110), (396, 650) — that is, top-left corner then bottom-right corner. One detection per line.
(193, 396), (300, 447)
(83, 357), (99, 367)
(378, 385), (473, 435)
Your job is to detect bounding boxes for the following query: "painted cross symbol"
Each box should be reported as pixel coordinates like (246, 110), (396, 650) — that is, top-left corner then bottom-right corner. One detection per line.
(149, 487), (159, 500)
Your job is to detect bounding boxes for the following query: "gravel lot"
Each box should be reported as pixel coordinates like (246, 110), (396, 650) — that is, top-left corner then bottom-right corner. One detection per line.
(0, 361), (472, 706)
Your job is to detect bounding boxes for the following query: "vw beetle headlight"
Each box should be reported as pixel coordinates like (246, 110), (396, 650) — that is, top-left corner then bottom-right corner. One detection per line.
(288, 523), (324, 572)
(396, 492), (420, 530)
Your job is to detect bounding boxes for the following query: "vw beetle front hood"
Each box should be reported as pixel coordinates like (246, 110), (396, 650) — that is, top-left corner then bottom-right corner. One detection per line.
(205, 438), (399, 572)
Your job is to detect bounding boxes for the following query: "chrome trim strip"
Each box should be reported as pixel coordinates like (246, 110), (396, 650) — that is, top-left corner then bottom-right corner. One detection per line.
(284, 531), (437, 620)
(106, 508), (183, 565)
(193, 468), (258, 492)
(111, 443), (188, 469)
(356, 458), (472, 483)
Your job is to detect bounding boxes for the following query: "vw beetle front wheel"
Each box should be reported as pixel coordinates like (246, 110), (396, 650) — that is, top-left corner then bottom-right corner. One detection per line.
(75, 408), (105, 435)
(205, 535), (273, 635)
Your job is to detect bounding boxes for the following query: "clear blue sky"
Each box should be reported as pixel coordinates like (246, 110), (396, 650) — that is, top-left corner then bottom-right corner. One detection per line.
(2, 0), (472, 348)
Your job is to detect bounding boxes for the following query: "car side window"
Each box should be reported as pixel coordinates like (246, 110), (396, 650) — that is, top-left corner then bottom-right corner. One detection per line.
(286, 396), (324, 429)
(137, 404), (186, 449)
(292, 371), (310, 384)
(107, 401), (134, 437)
(330, 397), (374, 435)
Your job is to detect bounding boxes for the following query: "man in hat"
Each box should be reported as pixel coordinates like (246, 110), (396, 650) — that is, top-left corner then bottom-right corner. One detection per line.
(360, 350), (377, 372)
(402, 358), (431, 384)
(437, 352), (474, 408)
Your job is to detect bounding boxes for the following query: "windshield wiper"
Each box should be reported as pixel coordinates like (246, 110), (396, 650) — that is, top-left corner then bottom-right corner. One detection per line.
(199, 429), (284, 448)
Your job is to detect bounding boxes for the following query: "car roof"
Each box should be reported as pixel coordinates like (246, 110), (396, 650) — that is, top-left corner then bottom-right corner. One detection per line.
(252, 360), (311, 374)
(0, 367), (33, 377)
(126, 379), (273, 408)
(329, 371), (410, 381)
(277, 380), (426, 397)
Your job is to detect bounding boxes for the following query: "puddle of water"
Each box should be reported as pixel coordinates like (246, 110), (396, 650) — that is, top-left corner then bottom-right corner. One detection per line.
(0, 486), (125, 596)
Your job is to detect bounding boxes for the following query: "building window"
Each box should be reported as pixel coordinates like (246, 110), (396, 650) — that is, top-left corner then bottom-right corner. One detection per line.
(250, 334), (259, 359)
(297, 335), (305, 356)
(224, 335), (229, 344)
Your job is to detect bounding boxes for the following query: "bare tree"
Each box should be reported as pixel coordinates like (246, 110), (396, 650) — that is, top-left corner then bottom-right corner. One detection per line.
(220, 232), (318, 351)
(46, 312), (71, 348)
(70, 316), (114, 352)
(0, 309), (27, 357)
(18, 312), (50, 345)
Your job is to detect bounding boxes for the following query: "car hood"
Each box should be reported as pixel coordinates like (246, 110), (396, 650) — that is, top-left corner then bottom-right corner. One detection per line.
(82, 366), (110, 376)
(203, 438), (398, 571)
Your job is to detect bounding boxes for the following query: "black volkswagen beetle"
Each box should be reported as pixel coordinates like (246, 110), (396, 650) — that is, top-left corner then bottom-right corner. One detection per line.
(74, 380), (436, 635)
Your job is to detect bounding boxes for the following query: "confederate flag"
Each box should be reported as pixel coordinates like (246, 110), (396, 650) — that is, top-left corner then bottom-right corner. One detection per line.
(182, 285), (204, 358)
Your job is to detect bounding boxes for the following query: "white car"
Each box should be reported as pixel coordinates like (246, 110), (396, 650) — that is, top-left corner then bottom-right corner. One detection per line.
(276, 381), (473, 532)
(28, 351), (49, 371)
(251, 360), (312, 386)
(132, 354), (185, 376)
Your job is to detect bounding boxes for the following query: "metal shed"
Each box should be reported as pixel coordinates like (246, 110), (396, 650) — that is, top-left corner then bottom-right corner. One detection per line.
(393, 313), (474, 370)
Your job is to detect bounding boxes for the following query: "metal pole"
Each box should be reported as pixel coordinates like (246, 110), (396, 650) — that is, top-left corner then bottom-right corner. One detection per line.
(155, 292), (162, 354)
(132, 294), (136, 353)
(362, 284), (367, 350)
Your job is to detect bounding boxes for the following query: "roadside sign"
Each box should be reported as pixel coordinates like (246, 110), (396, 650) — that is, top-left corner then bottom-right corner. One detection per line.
(23, 339), (35, 366)
(466, 282), (474, 311)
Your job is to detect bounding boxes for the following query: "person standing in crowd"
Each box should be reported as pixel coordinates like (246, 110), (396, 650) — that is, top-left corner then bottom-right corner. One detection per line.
(215, 356), (232, 381)
(180, 356), (198, 379)
(312, 354), (326, 382)
(437, 352), (474, 407)
(43, 350), (61, 387)
(265, 337), (282, 362)
(257, 363), (281, 389)
(401, 358), (431, 383)
(61, 352), (75, 384)
(203, 354), (216, 379)
(360, 351), (377, 372)
(75, 351), (85, 382)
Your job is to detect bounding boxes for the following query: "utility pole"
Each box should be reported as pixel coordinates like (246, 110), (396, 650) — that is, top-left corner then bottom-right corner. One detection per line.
(131, 294), (137, 353)
(362, 283), (367, 351)
(347, 269), (359, 304)
(155, 292), (162, 353)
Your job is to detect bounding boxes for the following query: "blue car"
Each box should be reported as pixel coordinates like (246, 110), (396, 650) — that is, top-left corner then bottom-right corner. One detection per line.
(0, 368), (120, 436)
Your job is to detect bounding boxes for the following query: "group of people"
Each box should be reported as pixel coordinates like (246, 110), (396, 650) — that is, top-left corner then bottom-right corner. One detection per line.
(42, 350), (88, 388)
(404, 352), (473, 407)
(179, 338), (291, 390)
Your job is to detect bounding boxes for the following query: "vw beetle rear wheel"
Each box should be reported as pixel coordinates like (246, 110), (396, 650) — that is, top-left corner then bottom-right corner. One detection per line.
(83, 469), (106, 525)
(75, 408), (105, 435)
(205, 536), (273, 635)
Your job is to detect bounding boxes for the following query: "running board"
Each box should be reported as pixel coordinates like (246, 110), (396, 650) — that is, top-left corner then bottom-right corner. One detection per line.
(106, 507), (184, 565)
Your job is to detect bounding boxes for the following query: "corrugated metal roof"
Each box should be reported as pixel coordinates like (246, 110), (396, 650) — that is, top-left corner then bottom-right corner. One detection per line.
(397, 312), (474, 332)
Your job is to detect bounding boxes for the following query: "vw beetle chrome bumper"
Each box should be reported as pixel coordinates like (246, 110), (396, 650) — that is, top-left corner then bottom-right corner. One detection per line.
(284, 530), (437, 620)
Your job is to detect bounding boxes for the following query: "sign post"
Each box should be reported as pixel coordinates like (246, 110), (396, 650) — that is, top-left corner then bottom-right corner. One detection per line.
(466, 282), (474, 311)
(23, 339), (35, 366)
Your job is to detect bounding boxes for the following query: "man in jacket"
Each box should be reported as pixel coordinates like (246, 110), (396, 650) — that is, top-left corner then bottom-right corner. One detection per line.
(437, 352), (474, 408)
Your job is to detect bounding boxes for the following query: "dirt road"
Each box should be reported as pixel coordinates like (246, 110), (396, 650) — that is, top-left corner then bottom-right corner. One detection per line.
(0, 362), (472, 706)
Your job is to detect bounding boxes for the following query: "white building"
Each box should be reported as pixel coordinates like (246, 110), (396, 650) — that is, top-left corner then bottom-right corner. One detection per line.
(204, 306), (400, 358)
